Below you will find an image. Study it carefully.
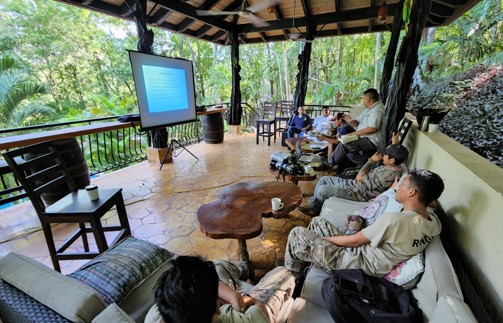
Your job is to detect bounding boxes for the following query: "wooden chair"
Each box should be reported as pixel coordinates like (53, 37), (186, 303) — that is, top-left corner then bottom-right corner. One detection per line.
(0, 158), (27, 207)
(2, 141), (131, 272)
(256, 102), (277, 146)
(275, 101), (294, 134)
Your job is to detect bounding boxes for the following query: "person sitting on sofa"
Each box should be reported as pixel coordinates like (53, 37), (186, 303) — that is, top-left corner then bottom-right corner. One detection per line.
(298, 144), (409, 217)
(146, 255), (295, 323)
(286, 106), (311, 139)
(317, 113), (355, 161)
(285, 169), (445, 282)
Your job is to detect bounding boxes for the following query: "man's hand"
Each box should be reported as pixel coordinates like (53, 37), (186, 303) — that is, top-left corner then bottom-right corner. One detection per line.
(243, 296), (268, 317)
(343, 113), (352, 122)
(316, 135), (324, 141)
(371, 153), (383, 163)
(392, 132), (399, 145)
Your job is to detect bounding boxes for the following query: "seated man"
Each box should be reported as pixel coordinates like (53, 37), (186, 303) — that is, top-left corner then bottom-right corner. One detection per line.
(308, 107), (333, 136)
(329, 88), (385, 169)
(285, 169), (445, 281)
(298, 144), (409, 217)
(318, 113), (356, 160)
(147, 255), (294, 323)
(286, 106), (311, 139)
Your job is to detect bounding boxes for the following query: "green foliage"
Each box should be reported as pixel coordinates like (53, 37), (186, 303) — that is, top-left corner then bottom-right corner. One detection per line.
(0, 55), (52, 128)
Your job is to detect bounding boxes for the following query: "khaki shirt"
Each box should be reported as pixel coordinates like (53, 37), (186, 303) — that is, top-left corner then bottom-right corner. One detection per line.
(356, 101), (385, 146)
(339, 210), (442, 276)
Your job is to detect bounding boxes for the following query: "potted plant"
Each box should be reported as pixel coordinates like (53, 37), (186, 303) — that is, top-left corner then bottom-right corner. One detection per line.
(408, 93), (453, 126)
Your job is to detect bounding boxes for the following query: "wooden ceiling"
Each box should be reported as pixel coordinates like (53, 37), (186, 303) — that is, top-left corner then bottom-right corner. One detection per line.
(54, 0), (483, 45)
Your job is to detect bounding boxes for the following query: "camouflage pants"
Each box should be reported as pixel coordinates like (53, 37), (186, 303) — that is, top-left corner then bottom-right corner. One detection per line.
(285, 217), (345, 277)
(213, 259), (295, 323)
(308, 176), (352, 210)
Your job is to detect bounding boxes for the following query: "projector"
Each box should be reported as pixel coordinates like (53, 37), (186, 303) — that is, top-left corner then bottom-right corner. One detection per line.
(271, 152), (291, 163)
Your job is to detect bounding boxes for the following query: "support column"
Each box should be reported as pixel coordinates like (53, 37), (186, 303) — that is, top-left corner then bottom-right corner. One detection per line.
(132, 0), (167, 150)
(379, 0), (433, 151)
(379, 0), (404, 106)
(228, 29), (242, 126)
(293, 25), (315, 109)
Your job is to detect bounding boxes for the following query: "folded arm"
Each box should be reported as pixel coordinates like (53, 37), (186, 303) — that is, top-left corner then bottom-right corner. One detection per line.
(323, 231), (371, 248)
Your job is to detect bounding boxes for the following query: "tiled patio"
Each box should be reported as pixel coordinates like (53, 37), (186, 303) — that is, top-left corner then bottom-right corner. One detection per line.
(0, 133), (318, 280)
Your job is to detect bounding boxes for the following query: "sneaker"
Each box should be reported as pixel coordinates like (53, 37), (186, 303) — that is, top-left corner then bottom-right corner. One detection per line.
(297, 205), (320, 217)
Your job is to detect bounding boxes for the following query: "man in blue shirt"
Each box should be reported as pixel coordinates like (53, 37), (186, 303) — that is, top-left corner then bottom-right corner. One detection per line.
(318, 113), (355, 159)
(286, 106), (311, 139)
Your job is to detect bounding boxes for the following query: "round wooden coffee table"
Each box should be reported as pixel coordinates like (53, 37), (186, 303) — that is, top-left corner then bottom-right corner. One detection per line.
(197, 182), (302, 264)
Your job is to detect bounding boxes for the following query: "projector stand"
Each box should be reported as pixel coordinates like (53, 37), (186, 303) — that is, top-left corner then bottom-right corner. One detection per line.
(159, 139), (198, 170)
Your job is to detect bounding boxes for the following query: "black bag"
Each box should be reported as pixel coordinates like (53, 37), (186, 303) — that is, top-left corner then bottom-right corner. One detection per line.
(117, 114), (140, 122)
(322, 269), (422, 323)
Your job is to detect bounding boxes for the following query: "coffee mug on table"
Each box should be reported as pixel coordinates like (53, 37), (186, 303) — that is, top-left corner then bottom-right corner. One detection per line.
(85, 185), (99, 201)
(304, 165), (313, 174)
(271, 198), (284, 211)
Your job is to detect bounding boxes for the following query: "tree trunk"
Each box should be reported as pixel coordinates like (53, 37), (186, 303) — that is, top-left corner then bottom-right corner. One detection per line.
(379, 0), (433, 151)
(228, 29), (242, 125)
(276, 51), (284, 101)
(337, 38), (343, 76)
(185, 36), (201, 100)
(178, 34), (185, 59)
(379, 0), (405, 105)
(284, 44), (291, 101)
(374, 33), (381, 89)
(349, 40), (356, 94)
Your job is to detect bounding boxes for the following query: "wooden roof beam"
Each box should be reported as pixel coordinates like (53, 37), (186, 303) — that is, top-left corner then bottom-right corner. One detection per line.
(429, 2), (455, 17)
(300, 0), (311, 17)
(177, 0), (222, 32)
(335, 0), (341, 34)
(212, 30), (226, 41)
(274, 4), (290, 39)
(368, 0), (375, 32)
(154, 0), (232, 32)
(433, 0), (462, 7)
(259, 32), (268, 41)
(237, 4), (398, 34)
(150, 8), (173, 25)
(194, 0), (242, 39)
(118, 0), (136, 16)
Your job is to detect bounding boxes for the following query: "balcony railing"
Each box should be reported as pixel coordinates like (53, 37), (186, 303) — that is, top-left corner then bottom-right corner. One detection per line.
(0, 102), (348, 208)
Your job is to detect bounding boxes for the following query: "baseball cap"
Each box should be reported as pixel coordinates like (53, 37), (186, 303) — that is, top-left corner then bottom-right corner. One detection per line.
(380, 144), (409, 164)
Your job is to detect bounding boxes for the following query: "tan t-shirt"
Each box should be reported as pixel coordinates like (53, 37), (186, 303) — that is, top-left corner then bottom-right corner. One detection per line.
(339, 210), (442, 276)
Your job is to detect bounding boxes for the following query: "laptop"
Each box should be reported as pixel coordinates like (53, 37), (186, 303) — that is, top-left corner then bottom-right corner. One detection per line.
(296, 148), (315, 164)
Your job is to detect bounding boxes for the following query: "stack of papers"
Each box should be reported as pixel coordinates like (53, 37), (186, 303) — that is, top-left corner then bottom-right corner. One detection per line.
(339, 135), (359, 144)
(310, 144), (326, 149)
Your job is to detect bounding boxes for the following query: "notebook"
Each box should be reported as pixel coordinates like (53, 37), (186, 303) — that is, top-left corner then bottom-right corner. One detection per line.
(296, 149), (315, 163)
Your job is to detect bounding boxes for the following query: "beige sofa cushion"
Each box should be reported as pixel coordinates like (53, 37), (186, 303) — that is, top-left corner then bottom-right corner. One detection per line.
(430, 295), (477, 323)
(287, 298), (333, 323)
(412, 237), (464, 321)
(0, 253), (107, 323)
(92, 304), (136, 323)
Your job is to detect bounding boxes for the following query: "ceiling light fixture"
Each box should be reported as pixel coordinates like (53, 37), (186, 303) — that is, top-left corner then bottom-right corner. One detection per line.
(377, 0), (388, 23)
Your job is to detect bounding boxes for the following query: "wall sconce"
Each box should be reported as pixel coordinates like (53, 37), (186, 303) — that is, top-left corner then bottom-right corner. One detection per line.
(377, 1), (388, 23)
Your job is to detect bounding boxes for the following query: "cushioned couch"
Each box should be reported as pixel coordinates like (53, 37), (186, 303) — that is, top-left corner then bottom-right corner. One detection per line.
(0, 237), (173, 323)
(286, 197), (478, 323)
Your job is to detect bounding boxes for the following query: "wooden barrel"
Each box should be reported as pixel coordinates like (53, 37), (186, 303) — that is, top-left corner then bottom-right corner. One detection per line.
(25, 138), (90, 205)
(202, 112), (224, 144)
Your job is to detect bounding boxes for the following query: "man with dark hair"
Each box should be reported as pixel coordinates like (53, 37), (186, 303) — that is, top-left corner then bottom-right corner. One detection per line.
(147, 256), (295, 323)
(286, 169), (444, 281)
(298, 144), (409, 217)
(286, 106), (311, 139)
(328, 88), (386, 170)
(317, 112), (356, 158)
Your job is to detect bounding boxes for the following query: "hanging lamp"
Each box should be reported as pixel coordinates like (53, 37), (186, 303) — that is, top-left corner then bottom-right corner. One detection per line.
(377, 1), (388, 23)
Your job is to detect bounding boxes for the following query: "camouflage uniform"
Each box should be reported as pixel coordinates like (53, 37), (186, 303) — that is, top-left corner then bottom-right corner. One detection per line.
(213, 259), (295, 323)
(285, 217), (345, 277)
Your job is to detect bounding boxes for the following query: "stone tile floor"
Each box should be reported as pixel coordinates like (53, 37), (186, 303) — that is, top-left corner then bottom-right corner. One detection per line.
(0, 133), (320, 280)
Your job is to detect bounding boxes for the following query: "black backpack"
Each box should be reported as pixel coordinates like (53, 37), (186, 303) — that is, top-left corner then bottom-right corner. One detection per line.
(321, 269), (422, 323)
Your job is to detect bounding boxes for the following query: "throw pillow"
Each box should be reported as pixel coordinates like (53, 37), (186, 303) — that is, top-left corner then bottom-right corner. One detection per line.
(69, 237), (174, 305)
(384, 252), (425, 291)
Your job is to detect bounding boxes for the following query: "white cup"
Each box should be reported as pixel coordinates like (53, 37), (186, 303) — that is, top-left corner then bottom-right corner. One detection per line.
(428, 123), (439, 133)
(271, 198), (284, 211)
(85, 185), (99, 201)
(304, 165), (313, 174)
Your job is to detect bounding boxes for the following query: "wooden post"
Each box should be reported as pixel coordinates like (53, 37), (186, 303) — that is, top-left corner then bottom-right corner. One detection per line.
(228, 29), (242, 126)
(293, 25), (315, 109)
(379, 0), (404, 106)
(132, 0), (168, 150)
(379, 0), (433, 151)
